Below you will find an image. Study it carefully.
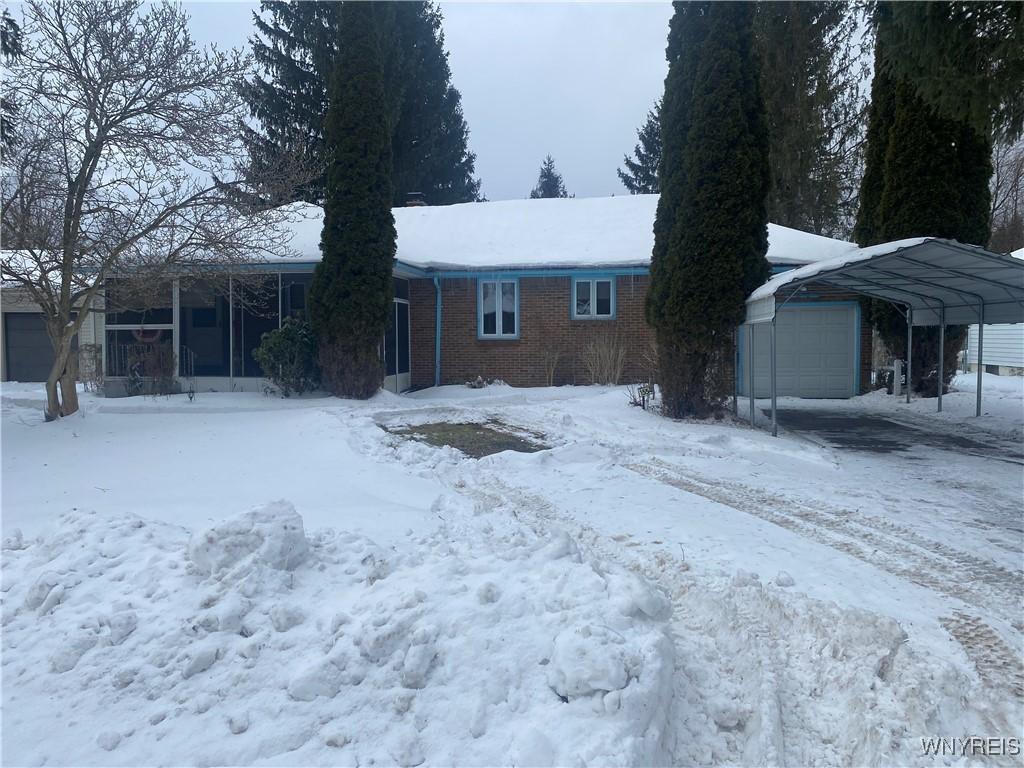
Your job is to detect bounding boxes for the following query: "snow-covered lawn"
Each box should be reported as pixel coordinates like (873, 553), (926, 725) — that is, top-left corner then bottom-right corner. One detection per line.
(2, 379), (1021, 766)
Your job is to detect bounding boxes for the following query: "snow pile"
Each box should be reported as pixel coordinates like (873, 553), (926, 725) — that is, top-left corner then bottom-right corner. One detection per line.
(1, 501), (673, 766)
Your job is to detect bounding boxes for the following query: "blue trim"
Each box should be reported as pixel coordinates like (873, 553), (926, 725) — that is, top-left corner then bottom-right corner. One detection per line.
(424, 266), (650, 279)
(433, 277), (442, 387)
(570, 275), (617, 320)
(477, 277), (520, 340)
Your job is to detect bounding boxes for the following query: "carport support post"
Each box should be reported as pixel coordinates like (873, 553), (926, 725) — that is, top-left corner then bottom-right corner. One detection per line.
(748, 323), (756, 427)
(733, 327), (739, 416)
(905, 307), (912, 404)
(937, 307), (944, 412)
(976, 303), (984, 417)
(770, 317), (778, 437)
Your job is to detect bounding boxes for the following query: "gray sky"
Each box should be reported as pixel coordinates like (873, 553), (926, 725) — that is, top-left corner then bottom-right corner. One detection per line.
(184, 1), (673, 202)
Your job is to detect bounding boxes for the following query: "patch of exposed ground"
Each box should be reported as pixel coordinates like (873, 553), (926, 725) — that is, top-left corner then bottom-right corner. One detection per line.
(387, 420), (549, 459)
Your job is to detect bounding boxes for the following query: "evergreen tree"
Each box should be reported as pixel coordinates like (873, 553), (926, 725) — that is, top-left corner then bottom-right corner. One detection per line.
(881, 2), (1024, 139)
(1, 7), (22, 150)
(244, 1), (481, 206)
(755, 2), (866, 237)
(649, 2), (770, 418)
(529, 155), (570, 199)
(855, 3), (992, 395)
(308, 2), (396, 399)
(617, 101), (662, 194)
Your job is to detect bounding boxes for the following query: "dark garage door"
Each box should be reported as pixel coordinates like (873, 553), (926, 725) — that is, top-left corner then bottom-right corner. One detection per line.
(3, 312), (66, 382)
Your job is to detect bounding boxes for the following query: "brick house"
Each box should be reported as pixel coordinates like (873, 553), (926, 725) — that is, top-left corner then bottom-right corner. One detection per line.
(2, 194), (873, 397)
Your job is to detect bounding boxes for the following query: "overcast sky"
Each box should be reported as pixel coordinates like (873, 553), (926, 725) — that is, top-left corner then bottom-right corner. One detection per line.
(184, 1), (673, 202)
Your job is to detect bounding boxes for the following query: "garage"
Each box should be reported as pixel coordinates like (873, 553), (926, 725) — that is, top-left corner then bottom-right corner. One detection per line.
(3, 312), (63, 382)
(740, 303), (858, 399)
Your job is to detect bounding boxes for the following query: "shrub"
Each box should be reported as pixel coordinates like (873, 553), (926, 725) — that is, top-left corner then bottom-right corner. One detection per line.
(253, 319), (321, 397)
(581, 329), (627, 385)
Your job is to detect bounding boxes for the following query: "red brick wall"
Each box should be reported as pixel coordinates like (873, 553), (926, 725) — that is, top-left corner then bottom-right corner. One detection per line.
(410, 275), (655, 388)
(410, 274), (871, 394)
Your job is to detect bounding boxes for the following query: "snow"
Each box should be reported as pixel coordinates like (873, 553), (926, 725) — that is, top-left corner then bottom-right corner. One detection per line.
(280, 195), (857, 270)
(3, 381), (1022, 766)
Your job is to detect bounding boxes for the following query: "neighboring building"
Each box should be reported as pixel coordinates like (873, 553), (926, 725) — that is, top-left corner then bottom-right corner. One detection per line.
(1, 195), (872, 397)
(964, 247), (1024, 376)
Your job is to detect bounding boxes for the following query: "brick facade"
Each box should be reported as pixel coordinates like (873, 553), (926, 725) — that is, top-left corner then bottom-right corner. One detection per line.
(410, 275), (655, 388)
(409, 273), (872, 394)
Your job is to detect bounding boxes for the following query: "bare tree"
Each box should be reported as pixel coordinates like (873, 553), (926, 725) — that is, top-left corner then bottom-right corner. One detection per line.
(1, 0), (311, 420)
(989, 137), (1024, 253)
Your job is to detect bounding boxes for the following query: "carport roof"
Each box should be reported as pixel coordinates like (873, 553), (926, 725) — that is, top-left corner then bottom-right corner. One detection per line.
(746, 238), (1024, 326)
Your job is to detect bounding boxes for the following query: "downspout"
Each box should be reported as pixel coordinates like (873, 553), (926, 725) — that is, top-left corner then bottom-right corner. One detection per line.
(433, 276), (442, 388)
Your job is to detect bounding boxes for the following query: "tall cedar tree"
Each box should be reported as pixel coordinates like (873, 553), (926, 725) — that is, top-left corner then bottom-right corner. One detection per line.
(648, 2), (770, 418)
(309, 3), (396, 399)
(618, 101), (662, 194)
(854, 4), (992, 396)
(530, 155), (570, 199)
(754, 2), (866, 237)
(245, 1), (480, 206)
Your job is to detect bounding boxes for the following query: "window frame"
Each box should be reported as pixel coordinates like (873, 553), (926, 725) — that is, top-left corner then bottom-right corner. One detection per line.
(571, 277), (616, 320)
(477, 278), (519, 340)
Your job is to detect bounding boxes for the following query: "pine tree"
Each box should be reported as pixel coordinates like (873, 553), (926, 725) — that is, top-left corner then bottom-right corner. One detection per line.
(308, 2), (396, 399)
(1, 8), (22, 150)
(244, 1), (481, 206)
(755, 2), (866, 237)
(855, 3), (992, 396)
(618, 101), (662, 194)
(530, 155), (569, 199)
(881, 2), (1024, 140)
(649, 2), (770, 418)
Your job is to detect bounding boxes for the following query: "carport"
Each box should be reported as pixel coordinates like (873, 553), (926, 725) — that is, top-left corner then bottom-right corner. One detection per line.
(743, 237), (1024, 436)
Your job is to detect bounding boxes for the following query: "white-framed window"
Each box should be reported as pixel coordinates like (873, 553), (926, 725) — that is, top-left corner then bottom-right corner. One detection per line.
(479, 278), (518, 338)
(572, 277), (614, 319)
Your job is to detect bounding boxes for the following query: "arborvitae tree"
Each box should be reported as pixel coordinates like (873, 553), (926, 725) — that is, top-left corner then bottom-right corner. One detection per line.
(1, 7), (22, 150)
(308, 3), (396, 399)
(618, 101), (662, 194)
(245, 1), (481, 206)
(755, 2), (866, 237)
(855, 3), (992, 396)
(648, 2), (770, 418)
(530, 155), (570, 199)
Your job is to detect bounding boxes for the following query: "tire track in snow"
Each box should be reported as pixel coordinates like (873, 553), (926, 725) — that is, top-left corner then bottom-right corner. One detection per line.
(626, 457), (1024, 706)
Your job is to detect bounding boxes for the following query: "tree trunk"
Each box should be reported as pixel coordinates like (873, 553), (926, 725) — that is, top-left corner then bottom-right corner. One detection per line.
(43, 334), (78, 420)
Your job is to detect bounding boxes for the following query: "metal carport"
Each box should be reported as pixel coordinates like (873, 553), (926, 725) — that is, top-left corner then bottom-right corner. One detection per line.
(743, 238), (1024, 436)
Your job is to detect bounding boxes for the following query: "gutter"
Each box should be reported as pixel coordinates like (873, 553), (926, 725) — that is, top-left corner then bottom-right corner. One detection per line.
(433, 276), (442, 388)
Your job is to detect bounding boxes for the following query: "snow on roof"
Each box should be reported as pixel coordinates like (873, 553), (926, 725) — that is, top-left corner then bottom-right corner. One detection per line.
(281, 195), (857, 271)
(748, 238), (930, 302)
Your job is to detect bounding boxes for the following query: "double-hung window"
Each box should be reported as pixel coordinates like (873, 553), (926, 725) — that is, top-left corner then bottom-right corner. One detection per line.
(479, 279), (518, 339)
(573, 278), (614, 319)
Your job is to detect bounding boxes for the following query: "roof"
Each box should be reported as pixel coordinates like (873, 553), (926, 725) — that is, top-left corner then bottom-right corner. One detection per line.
(281, 195), (858, 271)
(746, 238), (1024, 326)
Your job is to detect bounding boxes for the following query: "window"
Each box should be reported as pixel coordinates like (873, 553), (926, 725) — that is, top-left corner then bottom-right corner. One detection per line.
(573, 278), (614, 319)
(479, 279), (517, 338)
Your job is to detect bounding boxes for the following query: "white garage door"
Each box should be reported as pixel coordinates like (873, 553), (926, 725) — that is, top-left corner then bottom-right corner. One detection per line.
(740, 304), (857, 399)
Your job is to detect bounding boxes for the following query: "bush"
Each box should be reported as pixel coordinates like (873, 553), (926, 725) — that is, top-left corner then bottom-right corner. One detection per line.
(253, 319), (321, 397)
(581, 329), (627, 385)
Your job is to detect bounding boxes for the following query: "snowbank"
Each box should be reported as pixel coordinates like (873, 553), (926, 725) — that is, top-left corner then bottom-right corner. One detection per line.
(1, 501), (674, 766)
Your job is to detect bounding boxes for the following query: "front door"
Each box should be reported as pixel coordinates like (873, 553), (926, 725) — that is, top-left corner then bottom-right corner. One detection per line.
(383, 279), (411, 393)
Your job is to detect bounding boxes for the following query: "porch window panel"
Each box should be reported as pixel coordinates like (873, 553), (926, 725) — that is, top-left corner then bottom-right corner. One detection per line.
(104, 278), (173, 325)
(179, 285), (230, 376)
(233, 276), (280, 377)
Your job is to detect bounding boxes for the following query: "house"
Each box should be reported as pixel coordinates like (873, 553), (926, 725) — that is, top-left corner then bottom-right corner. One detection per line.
(964, 247), (1024, 376)
(2, 194), (871, 397)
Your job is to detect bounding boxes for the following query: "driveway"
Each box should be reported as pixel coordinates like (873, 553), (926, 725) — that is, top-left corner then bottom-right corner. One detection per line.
(771, 407), (1024, 464)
